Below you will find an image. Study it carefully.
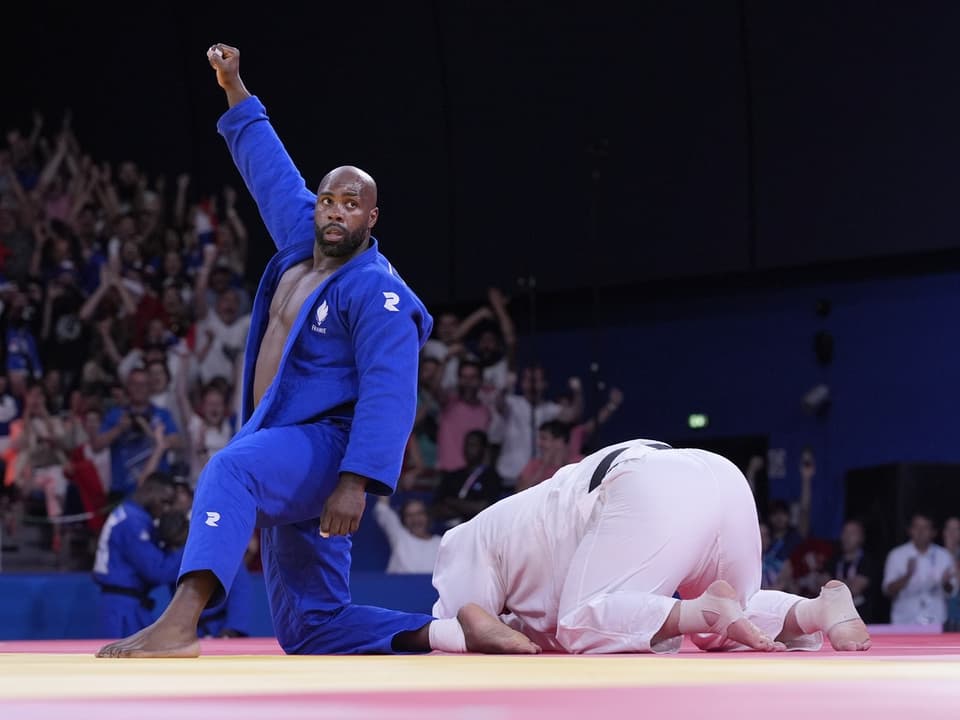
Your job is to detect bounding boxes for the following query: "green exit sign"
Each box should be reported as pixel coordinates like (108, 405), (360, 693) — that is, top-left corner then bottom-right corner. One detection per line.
(688, 413), (709, 430)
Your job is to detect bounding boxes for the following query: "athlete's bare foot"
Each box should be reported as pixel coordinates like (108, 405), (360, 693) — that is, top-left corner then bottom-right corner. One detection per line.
(96, 620), (201, 658)
(457, 603), (542, 654)
(820, 580), (871, 651)
(698, 580), (780, 652)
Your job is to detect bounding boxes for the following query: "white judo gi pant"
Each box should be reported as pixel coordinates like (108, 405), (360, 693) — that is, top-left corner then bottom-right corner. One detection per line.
(434, 447), (822, 653)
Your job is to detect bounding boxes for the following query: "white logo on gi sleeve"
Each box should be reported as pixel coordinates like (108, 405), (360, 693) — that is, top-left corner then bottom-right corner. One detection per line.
(205, 511), (221, 528)
(383, 292), (400, 312)
(311, 300), (329, 334)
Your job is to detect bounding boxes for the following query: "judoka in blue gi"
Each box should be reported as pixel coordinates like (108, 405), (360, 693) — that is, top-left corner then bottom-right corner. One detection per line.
(92, 475), (184, 638)
(98, 41), (519, 658)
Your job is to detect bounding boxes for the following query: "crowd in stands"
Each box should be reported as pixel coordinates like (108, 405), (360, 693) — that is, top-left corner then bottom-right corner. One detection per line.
(2, 110), (959, 632)
(0, 109), (250, 557)
(754, 450), (960, 630)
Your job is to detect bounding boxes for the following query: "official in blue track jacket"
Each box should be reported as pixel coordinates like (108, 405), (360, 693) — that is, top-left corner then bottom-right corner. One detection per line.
(97, 43), (435, 658)
(92, 476), (183, 638)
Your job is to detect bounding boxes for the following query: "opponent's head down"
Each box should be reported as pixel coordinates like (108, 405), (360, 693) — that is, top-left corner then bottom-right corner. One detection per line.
(314, 166), (378, 258)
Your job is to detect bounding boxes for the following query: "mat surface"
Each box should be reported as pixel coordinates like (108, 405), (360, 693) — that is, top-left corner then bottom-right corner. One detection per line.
(1, 634), (958, 719)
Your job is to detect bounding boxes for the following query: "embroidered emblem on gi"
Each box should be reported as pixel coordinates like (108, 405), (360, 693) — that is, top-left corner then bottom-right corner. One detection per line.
(205, 511), (221, 528)
(312, 300), (329, 334)
(383, 291), (400, 312)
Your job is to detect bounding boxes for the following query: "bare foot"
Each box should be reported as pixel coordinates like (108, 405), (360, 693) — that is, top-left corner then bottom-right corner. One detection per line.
(457, 603), (541, 654)
(700, 580), (780, 652)
(96, 620), (201, 658)
(821, 580), (871, 652)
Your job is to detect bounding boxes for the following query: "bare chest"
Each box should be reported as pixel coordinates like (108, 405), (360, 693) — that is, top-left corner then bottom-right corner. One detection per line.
(269, 263), (332, 329)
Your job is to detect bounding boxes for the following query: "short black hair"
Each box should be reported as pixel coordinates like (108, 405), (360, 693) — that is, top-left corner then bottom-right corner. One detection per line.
(539, 420), (570, 442)
(143, 471), (174, 488)
(465, 429), (489, 447)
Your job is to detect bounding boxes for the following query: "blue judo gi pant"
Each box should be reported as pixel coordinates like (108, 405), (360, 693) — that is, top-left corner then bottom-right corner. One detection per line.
(180, 419), (433, 653)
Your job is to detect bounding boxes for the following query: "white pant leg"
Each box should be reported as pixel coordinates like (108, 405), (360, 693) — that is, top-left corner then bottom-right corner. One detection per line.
(556, 449), (727, 654)
(431, 520), (506, 619)
(672, 453), (824, 652)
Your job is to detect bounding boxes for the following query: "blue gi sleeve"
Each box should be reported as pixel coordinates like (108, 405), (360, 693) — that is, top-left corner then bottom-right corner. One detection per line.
(340, 281), (422, 495)
(117, 522), (185, 587)
(216, 96), (316, 251)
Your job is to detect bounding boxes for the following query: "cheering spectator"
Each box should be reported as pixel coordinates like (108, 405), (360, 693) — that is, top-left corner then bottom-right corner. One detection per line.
(882, 512), (956, 627)
(492, 368), (583, 488)
(373, 496), (442, 574)
(91, 367), (180, 499)
(516, 420), (578, 492)
(433, 359), (491, 474)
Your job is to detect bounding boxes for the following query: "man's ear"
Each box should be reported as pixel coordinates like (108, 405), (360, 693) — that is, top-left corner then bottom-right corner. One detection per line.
(368, 207), (379, 229)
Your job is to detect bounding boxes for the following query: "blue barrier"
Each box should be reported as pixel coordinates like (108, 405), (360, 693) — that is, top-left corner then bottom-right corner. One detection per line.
(0, 572), (438, 641)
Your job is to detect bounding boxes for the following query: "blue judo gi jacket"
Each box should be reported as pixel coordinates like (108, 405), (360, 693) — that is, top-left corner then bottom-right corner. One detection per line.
(218, 96), (433, 495)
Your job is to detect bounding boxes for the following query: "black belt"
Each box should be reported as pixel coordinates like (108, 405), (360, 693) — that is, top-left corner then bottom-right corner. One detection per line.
(587, 442), (672, 493)
(98, 583), (156, 611)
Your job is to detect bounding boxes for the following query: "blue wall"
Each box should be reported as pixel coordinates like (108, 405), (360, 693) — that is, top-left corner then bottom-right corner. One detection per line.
(518, 271), (960, 540)
(0, 572), (437, 641)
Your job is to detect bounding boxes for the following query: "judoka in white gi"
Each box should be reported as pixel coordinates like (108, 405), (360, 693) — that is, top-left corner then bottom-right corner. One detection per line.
(427, 440), (871, 654)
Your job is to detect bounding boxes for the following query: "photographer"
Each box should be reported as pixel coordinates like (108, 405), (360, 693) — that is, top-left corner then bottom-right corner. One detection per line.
(91, 367), (180, 500)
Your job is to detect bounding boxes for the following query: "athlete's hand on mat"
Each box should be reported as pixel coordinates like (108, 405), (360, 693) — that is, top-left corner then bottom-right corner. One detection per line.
(320, 473), (369, 537)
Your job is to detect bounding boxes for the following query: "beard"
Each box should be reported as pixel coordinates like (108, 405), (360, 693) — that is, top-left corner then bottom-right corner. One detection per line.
(315, 222), (368, 257)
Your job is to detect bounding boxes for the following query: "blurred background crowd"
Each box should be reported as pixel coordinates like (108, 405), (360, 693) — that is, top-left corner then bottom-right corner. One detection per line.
(1, 95), (958, 636)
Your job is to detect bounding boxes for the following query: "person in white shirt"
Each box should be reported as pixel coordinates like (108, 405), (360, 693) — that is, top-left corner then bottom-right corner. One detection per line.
(423, 439), (871, 655)
(175, 359), (238, 487)
(491, 366), (583, 487)
(373, 496), (442, 574)
(882, 512), (957, 626)
(193, 244), (251, 387)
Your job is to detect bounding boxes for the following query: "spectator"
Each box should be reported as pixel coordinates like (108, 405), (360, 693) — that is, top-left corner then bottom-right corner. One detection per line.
(882, 512), (956, 627)
(781, 536), (836, 599)
(942, 516), (960, 632)
(566, 386), (623, 460)
(765, 499), (804, 573)
(0, 374), (19, 455)
(433, 359), (491, 474)
(92, 367), (180, 499)
(433, 430), (503, 528)
(421, 311), (461, 369)
(425, 288), (517, 396)
(472, 288), (516, 404)
(4, 288), (43, 397)
(759, 520), (784, 590)
(4, 383), (72, 550)
(412, 355), (441, 471)
(39, 252), (88, 390)
(491, 367), (583, 488)
(825, 519), (878, 623)
(74, 405), (111, 496)
(0, 190), (33, 284)
(516, 420), (577, 492)
(176, 371), (237, 487)
(192, 244), (250, 386)
(373, 496), (442, 574)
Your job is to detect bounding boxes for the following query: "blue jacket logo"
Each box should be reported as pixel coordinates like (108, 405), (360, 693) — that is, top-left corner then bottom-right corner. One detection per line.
(312, 300), (329, 334)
